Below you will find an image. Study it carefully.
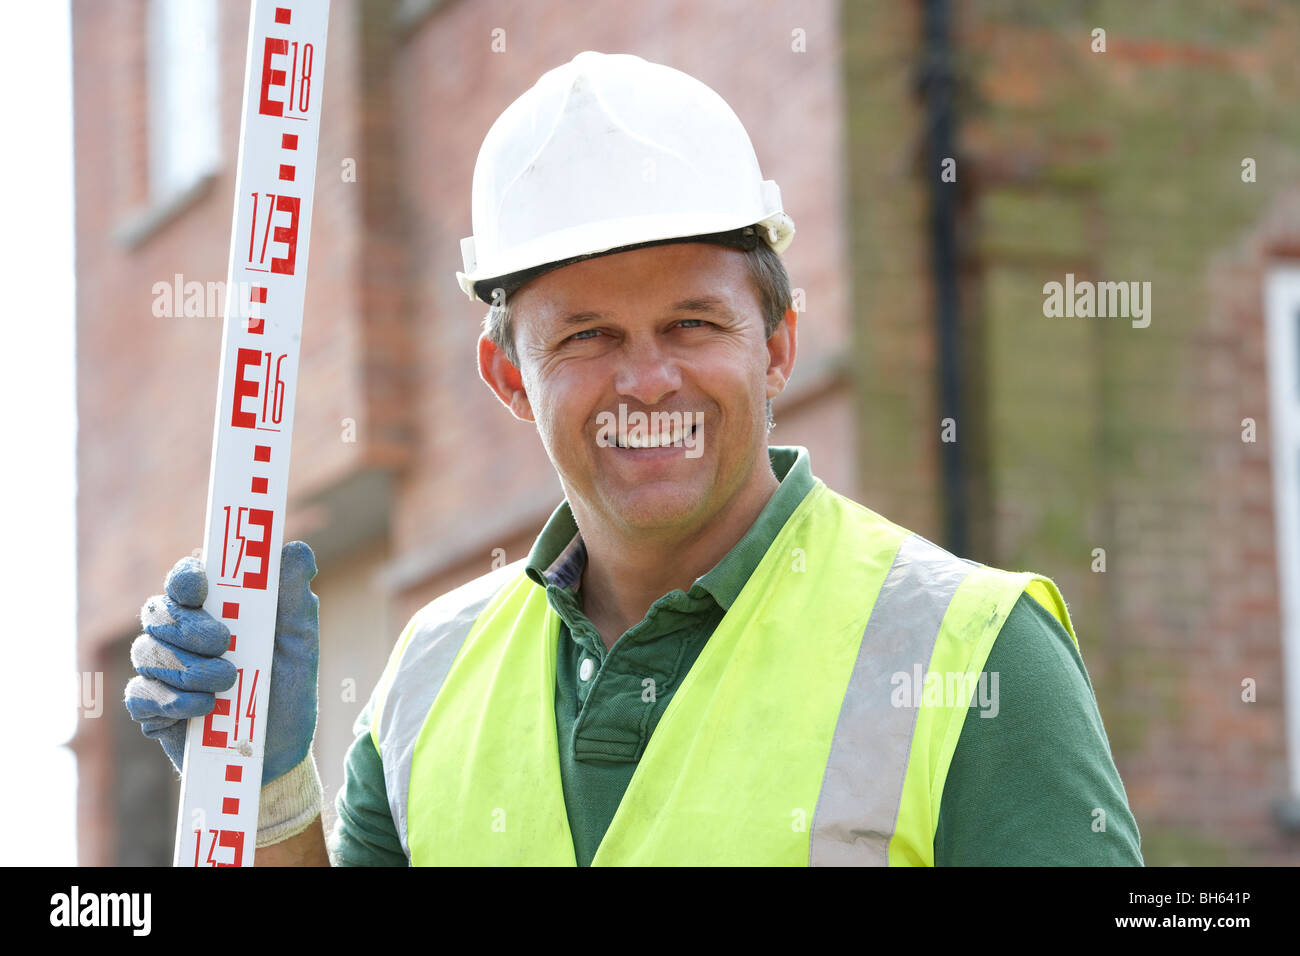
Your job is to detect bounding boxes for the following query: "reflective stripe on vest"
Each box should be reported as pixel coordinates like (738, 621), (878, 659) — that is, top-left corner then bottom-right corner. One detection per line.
(809, 532), (973, 865)
(370, 482), (1077, 864)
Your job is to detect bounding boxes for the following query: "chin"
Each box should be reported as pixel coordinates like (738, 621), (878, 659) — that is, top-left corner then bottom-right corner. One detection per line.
(606, 486), (709, 530)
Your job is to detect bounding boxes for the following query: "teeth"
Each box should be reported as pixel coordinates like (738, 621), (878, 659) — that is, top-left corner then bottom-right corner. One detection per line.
(620, 422), (693, 449)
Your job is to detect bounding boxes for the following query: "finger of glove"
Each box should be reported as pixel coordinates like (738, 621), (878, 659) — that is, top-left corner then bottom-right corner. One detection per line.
(124, 674), (217, 723)
(276, 541), (319, 632)
(155, 723), (187, 773)
(137, 715), (178, 736)
(164, 555), (208, 608)
(130, 633), (237, 693)
(139, 593), (230, 656)
(264, 541), (321, 785)
(274, 541), (320, 657)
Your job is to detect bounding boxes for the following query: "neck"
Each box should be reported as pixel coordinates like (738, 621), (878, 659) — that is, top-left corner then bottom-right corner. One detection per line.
(574, 451), (781, 650)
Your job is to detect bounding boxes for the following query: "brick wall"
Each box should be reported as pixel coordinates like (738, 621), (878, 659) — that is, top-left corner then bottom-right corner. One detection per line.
(958, 0), (1300, 864)
(837, 0), (1300, 865)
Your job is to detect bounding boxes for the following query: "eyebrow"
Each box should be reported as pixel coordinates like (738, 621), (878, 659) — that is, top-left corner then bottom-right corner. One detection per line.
(558, 310), (607, 326)
(556, 296), (734, 326)
(670, 296), (733, 317)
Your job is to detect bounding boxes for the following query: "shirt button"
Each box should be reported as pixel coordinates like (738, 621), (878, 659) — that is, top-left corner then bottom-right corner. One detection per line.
(579, 658), (595, 682)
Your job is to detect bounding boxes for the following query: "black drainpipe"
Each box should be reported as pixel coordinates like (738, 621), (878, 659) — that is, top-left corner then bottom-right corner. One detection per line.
(918, 0), (967, 556)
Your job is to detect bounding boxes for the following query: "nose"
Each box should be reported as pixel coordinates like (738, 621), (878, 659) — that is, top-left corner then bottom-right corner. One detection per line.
(611, 336), (682, 406)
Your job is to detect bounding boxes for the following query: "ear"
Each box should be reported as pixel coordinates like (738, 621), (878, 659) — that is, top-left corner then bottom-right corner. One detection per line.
(764, 306), (798, 400)
(478, 331), (535, 422)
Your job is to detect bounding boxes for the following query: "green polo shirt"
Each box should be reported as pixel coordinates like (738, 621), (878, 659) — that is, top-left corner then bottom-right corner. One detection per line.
(331, 446), (1142, 866)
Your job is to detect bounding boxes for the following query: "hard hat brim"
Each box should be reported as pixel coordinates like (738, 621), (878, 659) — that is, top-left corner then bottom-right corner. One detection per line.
(459, 215), (794, 305)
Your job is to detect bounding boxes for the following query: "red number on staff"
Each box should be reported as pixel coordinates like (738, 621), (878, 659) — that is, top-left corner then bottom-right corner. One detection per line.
(232, 668), (260, 744)
(220, 506), (247, 579)
(233, 668), (243, 741)
(299, 43), (313, 112)
(245, 669), (260, 743)
(259, 352), (286, 424)
(286, 42), (313, 114)
(247, 193), (301, 274)
(232, 348), (287, 428)
(219, 506), (273, 589)
(242, 508), (274, 590)
(204, 828), (244, 867)
(270, 195), (300, 275)
(248, 192), (278, 267)
(258, 37), (288, 117)
(202, 697), (230, 748)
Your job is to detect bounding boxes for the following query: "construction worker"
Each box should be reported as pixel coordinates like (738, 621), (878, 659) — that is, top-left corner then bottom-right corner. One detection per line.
(126, 52), (1142, 866)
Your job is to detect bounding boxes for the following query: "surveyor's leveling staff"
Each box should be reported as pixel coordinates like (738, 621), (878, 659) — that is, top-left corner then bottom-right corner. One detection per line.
(173, 0), (330, 868)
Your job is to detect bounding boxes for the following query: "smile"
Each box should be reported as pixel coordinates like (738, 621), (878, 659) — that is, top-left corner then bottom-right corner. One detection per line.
(595, 407), (706, 459)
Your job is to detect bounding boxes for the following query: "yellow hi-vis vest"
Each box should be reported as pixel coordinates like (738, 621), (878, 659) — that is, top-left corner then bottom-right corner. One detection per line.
(369, 480), (1076, 866)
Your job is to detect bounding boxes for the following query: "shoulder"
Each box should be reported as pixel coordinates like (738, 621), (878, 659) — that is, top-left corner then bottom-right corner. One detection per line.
(953, 587), (1103, 751)
(935, 592), (1144, 865)
(392, 559), (531, 667)
(407, 559), (531, 634)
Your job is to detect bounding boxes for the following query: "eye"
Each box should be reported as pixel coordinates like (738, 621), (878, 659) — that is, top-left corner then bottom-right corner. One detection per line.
(568, 328), (600, 341)
(676, 319), (711, 329)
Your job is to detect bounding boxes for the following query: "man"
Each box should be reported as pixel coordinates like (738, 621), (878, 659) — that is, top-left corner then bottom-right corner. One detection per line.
(126, 52), (1142, 866)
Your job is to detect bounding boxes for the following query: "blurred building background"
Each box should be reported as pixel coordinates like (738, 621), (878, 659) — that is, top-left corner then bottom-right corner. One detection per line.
(72, 0), (1300, 865)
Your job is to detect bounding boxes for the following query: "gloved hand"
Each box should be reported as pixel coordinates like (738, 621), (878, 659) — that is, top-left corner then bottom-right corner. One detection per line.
(124, 541), (323, 846)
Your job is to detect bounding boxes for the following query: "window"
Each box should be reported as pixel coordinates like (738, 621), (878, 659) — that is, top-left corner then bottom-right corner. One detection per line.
(1265, 266), (1300, 806)
(147, 0), (219, 201)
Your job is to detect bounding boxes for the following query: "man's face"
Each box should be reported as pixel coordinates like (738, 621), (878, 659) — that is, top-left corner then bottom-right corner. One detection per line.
(485, 242), (794, 541)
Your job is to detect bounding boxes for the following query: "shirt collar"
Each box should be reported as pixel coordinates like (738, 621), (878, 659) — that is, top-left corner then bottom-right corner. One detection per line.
(524, 445), (816, 610)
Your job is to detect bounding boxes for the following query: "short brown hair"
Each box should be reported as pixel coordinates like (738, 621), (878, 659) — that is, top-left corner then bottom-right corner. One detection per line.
(482, 240), (792, 368)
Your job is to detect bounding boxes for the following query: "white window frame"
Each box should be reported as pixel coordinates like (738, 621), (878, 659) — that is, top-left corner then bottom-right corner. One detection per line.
(147, 0), (220, 202)
(1265, 266), (1300, 801)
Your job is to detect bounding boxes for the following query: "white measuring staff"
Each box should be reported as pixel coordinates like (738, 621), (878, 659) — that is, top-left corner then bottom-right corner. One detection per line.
(173, 0), (330, 868)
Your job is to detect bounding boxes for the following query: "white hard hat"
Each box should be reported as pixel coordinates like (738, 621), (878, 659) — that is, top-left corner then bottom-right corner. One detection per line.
(457, 51), (795, 304)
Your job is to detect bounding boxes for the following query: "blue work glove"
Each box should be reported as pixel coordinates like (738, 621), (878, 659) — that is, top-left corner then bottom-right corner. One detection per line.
(124, 541), (322, 844)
